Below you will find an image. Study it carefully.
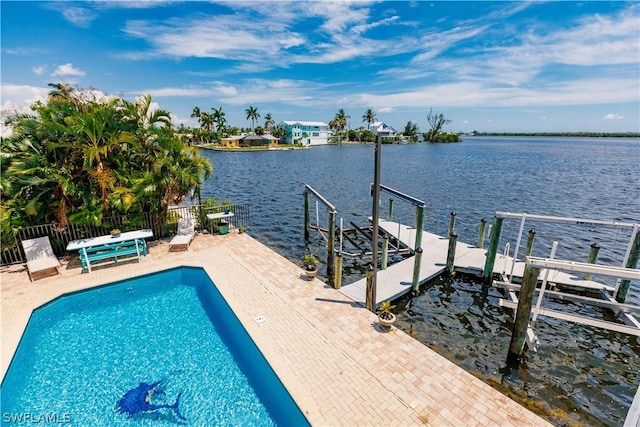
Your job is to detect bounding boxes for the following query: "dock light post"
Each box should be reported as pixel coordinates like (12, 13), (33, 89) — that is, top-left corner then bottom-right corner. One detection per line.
(366, 134), (382, 312)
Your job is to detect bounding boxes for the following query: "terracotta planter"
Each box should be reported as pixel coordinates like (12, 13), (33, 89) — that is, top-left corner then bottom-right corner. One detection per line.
(304, 268), (317, 279)
(378, 313), (396, 328)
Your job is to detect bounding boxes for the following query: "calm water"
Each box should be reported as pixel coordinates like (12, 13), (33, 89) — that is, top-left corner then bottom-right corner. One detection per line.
(199, 136), (640, 425)
(1, 267), (308, 426)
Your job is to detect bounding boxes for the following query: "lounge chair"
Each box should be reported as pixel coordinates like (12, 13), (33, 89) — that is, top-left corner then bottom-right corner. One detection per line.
(21, 236), (61, 281)
(169, 218), (196, 251)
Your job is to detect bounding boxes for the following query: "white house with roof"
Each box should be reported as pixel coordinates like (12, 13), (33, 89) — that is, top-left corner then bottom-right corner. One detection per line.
(278, 121), (329, 146)
(369, 121), (397, 138)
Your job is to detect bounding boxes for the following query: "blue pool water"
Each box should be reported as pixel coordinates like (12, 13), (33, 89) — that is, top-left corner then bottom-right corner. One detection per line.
(1, 267), (309, 426)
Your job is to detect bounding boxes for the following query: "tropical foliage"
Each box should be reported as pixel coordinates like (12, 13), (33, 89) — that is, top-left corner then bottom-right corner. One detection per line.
(1, 83), (212, 231)
(329, 109), (350, 143)
(425, 108), (460, 142)
(362, 108), (376, 130)
(245, 105), (260, 134)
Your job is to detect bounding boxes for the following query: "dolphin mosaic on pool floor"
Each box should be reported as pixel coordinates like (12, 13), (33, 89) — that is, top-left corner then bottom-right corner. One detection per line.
(1, 231), (551, 426)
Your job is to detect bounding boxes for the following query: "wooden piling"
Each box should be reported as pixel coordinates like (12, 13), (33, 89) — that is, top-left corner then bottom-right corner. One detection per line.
(617, 229), (640, 303)
(584, 242), (600, 280)
(366, 266), (375, 311)
(507, 264), (540, 366)
(448, 211), (456, 236)
(411, 247), (423, 292)
(446, 231), (458, 275)
(524, 228), (536, 257)
(412, 206), (425, 292)
(483, 217), (504, 285)
(335, 254), (343, 289)
(304, 190), (310, 240)
(381, 237), (388, 270)
(327, 210), (336, 286)
(477, 218), (487, 249)
(388, 199), (394, 221)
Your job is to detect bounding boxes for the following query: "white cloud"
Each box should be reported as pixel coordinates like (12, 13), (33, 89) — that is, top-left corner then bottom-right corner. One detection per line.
(1, 84), (49, 110)
(52, 63), (86, 77)
(32, 66), (45, 75)
(61, 7), (97, 28)
(604, 113), (625, 120)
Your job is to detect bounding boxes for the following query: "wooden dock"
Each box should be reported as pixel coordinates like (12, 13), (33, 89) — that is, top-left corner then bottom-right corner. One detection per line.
(339, 219), (615, 306)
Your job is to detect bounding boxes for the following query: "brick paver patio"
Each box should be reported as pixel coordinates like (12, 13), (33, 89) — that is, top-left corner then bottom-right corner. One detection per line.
(1, 231), (550, 426)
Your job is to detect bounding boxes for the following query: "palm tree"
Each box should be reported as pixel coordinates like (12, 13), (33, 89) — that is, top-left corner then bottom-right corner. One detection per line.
(330, 109), (350, 143)
(264, 113), (274, 132)
(211, 106), (226, 132)
(245, 106), (260, 134)
(191, 106), (201, 125)
(362, 109), (376, 130)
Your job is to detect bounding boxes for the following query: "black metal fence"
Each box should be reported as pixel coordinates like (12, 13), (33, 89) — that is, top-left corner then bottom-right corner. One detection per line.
(1, 203), (250, 266)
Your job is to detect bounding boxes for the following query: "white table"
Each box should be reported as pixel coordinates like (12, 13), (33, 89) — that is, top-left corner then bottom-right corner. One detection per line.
(66, 229), (154, 251)
(206, 212), (234, 221)
(206, 212), (234, 234)
(66, 229), (153, 272)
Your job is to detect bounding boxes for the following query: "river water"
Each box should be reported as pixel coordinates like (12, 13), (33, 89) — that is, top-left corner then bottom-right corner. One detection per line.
(199, 136), (639, 426)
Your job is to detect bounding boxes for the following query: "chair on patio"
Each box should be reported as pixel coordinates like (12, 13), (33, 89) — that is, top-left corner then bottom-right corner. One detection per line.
(169, 217), (196, 251)
(21, 236), (61, 281)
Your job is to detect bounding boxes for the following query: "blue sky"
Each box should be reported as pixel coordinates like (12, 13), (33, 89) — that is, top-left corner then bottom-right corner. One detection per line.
(1, 1), (639, 134)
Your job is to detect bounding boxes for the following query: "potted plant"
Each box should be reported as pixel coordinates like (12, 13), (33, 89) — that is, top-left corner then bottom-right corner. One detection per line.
(110, 229), (121, 238)
(300, 254), (319, 279)
(377, 300), (396, 328)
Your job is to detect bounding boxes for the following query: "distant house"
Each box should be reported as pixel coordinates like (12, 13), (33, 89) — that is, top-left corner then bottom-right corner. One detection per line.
(220, 134), (279, 148)
(369, 121), (397, 138)
(278, 121), (329, 146)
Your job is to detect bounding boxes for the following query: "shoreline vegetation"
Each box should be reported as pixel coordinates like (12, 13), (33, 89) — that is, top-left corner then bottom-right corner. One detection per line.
(469, 131), (639, 138)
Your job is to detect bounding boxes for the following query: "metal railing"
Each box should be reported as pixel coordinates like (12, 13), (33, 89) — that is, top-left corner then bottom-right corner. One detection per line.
(0, 203), (250, 266)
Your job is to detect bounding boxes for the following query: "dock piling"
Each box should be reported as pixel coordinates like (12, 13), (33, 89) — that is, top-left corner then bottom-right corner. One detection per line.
(524, 228), (536, 258)
(388, 199), (394, 221)
(335, 254), (343, 289)
(477, 218), (487, 249)
(412, 247), (423, 293)
(446, 231), (458, 275)
(366, 265), (375, 311)
(584, 242), (600, 280)
(507, 264), (541, 365)
(304, 190), (310, 240)
(616, 228), (640, 303)
(448, 212), (456, 236)
(483, 217), (504, 285)
(381, 237), (388, 270)
(327, 210), (336, 286)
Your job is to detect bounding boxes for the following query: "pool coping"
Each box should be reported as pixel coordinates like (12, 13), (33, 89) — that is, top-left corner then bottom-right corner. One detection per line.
(1, 232), (551, 426)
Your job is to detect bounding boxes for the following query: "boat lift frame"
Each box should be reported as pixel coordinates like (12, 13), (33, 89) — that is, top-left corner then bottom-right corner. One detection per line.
(494, 211), (639, 300)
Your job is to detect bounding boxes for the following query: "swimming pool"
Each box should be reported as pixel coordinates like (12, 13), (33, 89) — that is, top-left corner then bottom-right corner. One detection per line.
(1, 267), (309, 426)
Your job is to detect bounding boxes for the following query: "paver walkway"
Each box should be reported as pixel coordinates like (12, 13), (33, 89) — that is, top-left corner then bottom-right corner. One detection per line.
(1, 231), (550, 426)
